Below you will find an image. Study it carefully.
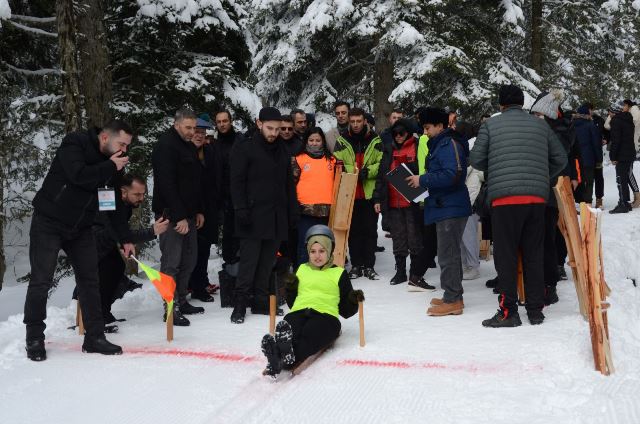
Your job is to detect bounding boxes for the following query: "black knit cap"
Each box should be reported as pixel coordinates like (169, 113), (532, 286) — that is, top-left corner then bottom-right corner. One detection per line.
(419, 107), (449, 127)
(498, 84), (525, 106)
(258, 107), (282, 122)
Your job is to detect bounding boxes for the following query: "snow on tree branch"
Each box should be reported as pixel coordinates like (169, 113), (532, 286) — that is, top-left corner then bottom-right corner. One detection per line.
(0, 0), (9, 20)
(3, 62), (62, 76)
(136, 0), (240, 31)
(6, 20), (57, 37)
(10, 14), (56, 23)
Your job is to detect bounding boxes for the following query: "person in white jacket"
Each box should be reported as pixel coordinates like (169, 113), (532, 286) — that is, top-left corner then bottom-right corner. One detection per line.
(622, 100), (640, 207)
(460, 136), (484, 280)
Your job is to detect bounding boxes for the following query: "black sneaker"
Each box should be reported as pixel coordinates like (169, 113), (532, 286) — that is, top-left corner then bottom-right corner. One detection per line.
(557, 266), (568, 281)
(230, 303), (246, 324)
(485, 277), (499, 288)
(362, 267), (379, 280)
(26, 340), (46, 362)
(610, 202), (631, 214)
(482, 309), (522, 328)
(82, 335), (123, 355)
(261, 334), (282, 377)
(527, 310), (545, 325)
(348, 266), (363, 279)
(275, 320), (295, 367)
(163, 304), (191, 326)
(407, 276), (436, 292)
(180, 301), (205, 315)
(544, 285), (559, 305)
(191, 291), (215, 303)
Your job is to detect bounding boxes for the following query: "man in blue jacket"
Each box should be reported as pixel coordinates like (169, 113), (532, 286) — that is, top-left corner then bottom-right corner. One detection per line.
(407, 108), (471, 316)
(572, 105), (603, 205)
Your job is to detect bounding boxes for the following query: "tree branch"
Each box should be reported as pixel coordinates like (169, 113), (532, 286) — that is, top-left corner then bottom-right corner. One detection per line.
(5, 20), (58, 37)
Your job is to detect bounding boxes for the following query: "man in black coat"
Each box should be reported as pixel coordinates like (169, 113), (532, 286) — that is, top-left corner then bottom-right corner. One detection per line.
(152, 108), (206, 326)
(214, 109), (245, 266)
(188, 117), (220, 302)
(24, 120), (132, 361)
(229, 107), (298, 324)
(92, 174), (170, 326)
(609, 106), (637, 213)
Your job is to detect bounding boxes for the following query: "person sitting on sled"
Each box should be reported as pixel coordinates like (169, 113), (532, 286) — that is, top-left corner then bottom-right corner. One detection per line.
(260, 225), (364, 376)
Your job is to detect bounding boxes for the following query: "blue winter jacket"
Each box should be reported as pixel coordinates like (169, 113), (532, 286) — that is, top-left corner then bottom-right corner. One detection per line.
(573, 117), (603, 167)
(418, 128), (472, 225)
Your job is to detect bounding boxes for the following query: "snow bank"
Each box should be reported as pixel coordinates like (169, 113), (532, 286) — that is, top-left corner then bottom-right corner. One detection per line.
(0, 0), (10, 20)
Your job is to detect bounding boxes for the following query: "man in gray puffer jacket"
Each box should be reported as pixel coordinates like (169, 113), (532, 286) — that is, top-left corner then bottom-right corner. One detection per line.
(470, 85), (566, 328)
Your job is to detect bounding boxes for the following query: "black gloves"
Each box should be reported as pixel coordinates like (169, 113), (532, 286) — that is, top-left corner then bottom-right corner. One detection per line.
(281, 273), (299, 292)
(358, 167), (369, 181)
(348, 289), (365, 304)
(235, 209), (251, 227)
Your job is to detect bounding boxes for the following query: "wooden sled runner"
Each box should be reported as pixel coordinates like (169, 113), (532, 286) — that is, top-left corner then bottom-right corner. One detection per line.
(328, 163), (358, 267)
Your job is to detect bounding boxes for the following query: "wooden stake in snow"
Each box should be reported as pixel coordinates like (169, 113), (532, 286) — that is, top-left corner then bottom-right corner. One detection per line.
(166, 304), (173, 342)
(359, 301), (365, 347)
(269, 294), (276, 336)
(76, 301), (84, 335)
(517, 251), (525, 305)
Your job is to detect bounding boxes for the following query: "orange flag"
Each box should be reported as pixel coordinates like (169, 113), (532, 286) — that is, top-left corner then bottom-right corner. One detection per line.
(131, 256), (176, 308)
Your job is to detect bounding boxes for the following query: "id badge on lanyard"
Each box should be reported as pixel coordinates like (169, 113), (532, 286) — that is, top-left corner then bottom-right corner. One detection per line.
(98, 187), (116, 211)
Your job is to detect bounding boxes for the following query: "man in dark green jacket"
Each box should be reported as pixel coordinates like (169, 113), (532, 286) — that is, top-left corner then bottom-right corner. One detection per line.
(470, 85), (566, 328)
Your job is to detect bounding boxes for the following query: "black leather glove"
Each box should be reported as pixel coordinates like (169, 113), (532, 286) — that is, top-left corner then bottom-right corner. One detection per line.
(281, 273), (299, 292)
(348, 289), (365, 304)
(358, 167), (369, 181)
(235, 209), (251, 227)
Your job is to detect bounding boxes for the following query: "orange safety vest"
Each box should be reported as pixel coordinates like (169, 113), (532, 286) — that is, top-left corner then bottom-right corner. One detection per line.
(295, 153), (336, 205)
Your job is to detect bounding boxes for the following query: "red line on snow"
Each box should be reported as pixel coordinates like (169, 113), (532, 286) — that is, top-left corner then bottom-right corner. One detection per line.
(125, 347), (261, 363)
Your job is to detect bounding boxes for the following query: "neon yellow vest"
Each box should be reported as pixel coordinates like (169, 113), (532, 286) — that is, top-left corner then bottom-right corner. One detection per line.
(290, 264), (344, 318)
(418, 134), (429, 175)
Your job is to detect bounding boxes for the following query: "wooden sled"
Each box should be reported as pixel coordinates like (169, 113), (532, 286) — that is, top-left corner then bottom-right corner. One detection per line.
(328, 163), (358, 267)
(291, 342), (335, 376)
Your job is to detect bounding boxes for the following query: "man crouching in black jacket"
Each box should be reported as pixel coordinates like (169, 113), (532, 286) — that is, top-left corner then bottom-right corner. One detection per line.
(91, 174), (170, 328)
(24, 120), (133, 361)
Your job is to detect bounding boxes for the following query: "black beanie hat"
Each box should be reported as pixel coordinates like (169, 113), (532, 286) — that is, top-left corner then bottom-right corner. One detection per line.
(419, 107), (449, 127)
(498, 85), (525, 106)
(258, 107), (282, 122)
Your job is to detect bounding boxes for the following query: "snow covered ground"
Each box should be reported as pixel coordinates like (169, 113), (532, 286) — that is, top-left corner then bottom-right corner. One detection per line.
(1, 164), (639, 424)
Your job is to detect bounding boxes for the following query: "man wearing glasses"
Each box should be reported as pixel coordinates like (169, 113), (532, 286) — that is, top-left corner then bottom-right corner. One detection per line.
(280, 115), (303, 156)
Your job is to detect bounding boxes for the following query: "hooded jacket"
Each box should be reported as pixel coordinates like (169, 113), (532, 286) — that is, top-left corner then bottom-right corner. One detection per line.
(572, 115), (603, 167)
(609, 112), (637, 162)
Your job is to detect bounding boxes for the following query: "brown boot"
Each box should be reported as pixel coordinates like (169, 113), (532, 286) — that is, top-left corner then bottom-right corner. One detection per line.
(632, 192), (640, 208)
(595, 198), (603, 209)
(430, 298), (464, 307)
(427, 300), (464, 316)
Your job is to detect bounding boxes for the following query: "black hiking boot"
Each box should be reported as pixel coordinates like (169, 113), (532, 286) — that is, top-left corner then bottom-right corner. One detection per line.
(275, 320), (295, 368)
(230, 297), (247, 324)
(527, 309), (545, 325)
(180, 301), (205, 315)
(261, 334), (282, 377)
(485, 277), (499, 289)
(609, 202), (631, 214)
(362, 267), (380, 280)
(407, 275), (436, 292)
(557, 266), (568, 280)
(544, 285), (559, 305)
(348, 266), (363, 279)
(482, 309), (522, 328)
(82, 335), (123, 355)
(164, 303), (190, 326)
(26, 340), (46, 362)
(390, 256), (407, 285)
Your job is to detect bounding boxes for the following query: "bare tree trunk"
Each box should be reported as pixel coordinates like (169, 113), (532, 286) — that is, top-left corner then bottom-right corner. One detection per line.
(56, 0), (82, 132)
(530, 0), (543, 74)
(373, 53), (394, 133)
(76, 0), (112, 128)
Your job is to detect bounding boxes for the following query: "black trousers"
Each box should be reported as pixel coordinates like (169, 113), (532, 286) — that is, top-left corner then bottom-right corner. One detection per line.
(222, 205), (240, 264)
(189, 234), (212, 295)
(556, 227), (568, 266)
(416, 220), (437, 276)
(349, 199), (377, 268)
(235, 238), (279, 308)
(24, 213), (104, 341)
(616, 161), (633, 203)
(284, 309), (341, 366)
(594, 166), (604, 199)
(578, 166), (595, 204)
(491, 204), (545, 315)
(543, 207), (560, 287)
(98, 247), (126, 320)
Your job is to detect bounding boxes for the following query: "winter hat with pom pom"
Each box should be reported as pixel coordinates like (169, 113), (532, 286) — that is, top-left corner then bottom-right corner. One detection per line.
(529, 89), (564, 120)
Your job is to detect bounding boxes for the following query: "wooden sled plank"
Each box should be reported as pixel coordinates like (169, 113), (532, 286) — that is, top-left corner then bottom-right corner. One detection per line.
(291, 342), (335, 376)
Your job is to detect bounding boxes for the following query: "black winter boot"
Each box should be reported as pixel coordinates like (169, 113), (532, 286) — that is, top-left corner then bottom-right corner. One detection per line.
(609, 202), (631, 214)
(26, 340), (46, 361)
(261, 334), (282, 377)
(230, 297), (247, 324)
(390, 256), (408, 285)
(164, 302), (190, 326)
(180, 301), (205, 315)
(275, 320), (295, 368)
(527, 309), (545, 325)
(544, 285), (559, 305)
(482, 309), (522, 328)
(82, 335), (123, 355)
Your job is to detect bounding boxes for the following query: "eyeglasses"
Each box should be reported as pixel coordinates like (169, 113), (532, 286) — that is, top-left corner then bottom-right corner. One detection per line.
(281, 127), (294, 132)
